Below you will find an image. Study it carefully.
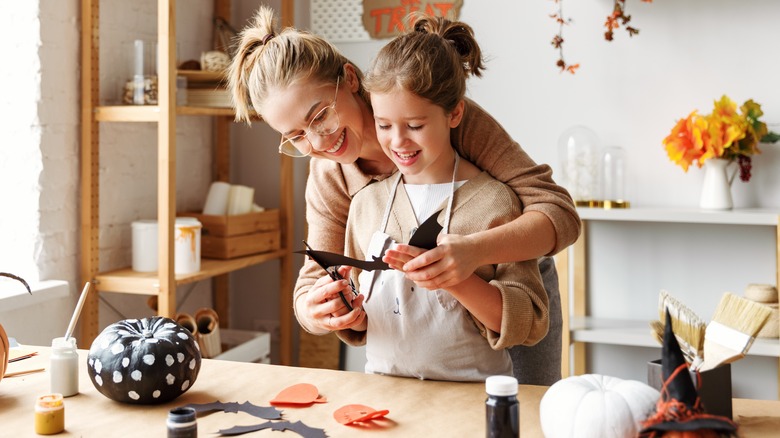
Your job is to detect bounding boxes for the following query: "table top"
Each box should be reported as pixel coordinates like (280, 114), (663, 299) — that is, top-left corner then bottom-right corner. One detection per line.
(2, 347), (780, 437)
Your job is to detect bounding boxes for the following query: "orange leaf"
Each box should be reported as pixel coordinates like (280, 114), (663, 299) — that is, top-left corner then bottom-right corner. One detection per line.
(269, 383), (326, 406)
(334, 404), (390, 425)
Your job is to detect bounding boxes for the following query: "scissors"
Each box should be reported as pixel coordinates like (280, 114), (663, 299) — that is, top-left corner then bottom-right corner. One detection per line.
(299, 240), (358, 311)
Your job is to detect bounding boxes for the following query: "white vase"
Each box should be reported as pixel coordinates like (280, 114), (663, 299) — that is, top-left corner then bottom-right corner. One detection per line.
(699, 158), (736, 210)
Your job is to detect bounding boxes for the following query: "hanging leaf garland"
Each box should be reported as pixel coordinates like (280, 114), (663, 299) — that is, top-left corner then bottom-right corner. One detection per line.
(549, 0), (652, 74)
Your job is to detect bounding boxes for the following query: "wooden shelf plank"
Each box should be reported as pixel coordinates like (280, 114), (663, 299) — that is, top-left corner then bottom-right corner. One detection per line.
(178, 106), (235, 116)
(571, 316), (780, 358)
(95, 105), (160, 122)
(578, 207), (780, 226)
(177, 69), (225, 83)
(96, 105), (239, 120)
(95, 249), (288, 294)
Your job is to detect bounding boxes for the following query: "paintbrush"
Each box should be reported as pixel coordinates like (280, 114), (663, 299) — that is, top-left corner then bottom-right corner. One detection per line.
(64, 282), (91, 341)
(699, 292), (773, 372)
(656, 290), (706, 366)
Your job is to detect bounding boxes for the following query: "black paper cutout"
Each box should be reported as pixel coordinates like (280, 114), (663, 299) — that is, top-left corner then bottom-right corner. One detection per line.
(217, 420), (328, 438)
(407, 210), (443, 250)
(296, 209), (443, 273)
(182, 401), (282, 420)
(295, 209), (443, 307)
(295, 250), (390, 272)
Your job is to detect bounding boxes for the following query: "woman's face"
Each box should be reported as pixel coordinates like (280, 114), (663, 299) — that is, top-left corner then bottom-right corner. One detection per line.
(261, 71), (368, 165)
(370, 87), (462, 184)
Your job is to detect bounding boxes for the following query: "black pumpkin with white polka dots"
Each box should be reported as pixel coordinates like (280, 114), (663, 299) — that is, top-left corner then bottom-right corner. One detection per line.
(87, 317), (202, 404)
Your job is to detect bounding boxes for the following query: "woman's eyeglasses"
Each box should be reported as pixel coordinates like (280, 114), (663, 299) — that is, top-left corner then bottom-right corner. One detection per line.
(278, 77), (341, 157)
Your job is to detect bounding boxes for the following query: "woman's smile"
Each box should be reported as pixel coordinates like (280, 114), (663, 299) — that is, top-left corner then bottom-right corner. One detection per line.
(325, 129), (347, 154)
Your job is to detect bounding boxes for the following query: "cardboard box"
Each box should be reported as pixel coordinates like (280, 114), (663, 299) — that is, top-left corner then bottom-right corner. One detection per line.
(180, 210), (280, 259)
(181, 209), (279, 237)
(201, 231), (280, 259)
(647, 359), (732, 419)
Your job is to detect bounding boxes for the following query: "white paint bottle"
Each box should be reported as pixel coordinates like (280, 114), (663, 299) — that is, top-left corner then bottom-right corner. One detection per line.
(50, 337), (79, 397)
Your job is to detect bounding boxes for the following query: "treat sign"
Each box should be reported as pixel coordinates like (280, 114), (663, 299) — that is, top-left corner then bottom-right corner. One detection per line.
(362, 0), (463, 39)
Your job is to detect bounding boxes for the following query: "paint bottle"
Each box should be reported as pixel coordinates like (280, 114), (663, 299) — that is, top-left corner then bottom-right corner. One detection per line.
(34, 393), (65, 435)
(50, 337), (79, 397)
(485, 375), (520, 438)
(167, 406), (197, 437)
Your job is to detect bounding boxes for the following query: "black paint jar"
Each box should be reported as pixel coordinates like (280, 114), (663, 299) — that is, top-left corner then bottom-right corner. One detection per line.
(167, 406), (197, 438)
(486, 375), (519, 438)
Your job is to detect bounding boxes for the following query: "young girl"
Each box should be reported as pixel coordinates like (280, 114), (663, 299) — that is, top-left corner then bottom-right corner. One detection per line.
(336, 14), (549, 381)
(228, 6), (575, 383)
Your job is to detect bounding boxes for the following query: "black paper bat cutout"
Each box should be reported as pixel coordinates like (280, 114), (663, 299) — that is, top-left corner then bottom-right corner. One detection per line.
(217, 420), (328, 438)
(407, 209), (443, 250)
(296, 209), (443, 306)
(296, 209), (444, 273)
(295, 250), (390, 272)
(182, 401), (282, 420)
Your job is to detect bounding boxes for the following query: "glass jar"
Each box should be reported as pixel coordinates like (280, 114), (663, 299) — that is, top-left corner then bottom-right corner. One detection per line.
(34, 393), (65, 435)
(558, 125), (601, 205)
(122, 39), (158, 105)
(167, 406), (197, 438)
(485, 375), (519, 438)
(601, 146), (630, 208)
(50, 336), (79, 397)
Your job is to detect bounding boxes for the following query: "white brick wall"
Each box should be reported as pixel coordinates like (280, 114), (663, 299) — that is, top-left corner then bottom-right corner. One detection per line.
(0, 1), (45, 284)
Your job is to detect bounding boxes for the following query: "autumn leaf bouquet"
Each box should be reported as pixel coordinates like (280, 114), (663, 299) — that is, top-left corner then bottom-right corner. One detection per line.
(663, 95), (779, 182)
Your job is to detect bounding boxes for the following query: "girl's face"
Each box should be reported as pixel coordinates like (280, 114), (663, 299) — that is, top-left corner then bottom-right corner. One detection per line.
(371, 88), (463, 184)
(261, 69), (368, 165)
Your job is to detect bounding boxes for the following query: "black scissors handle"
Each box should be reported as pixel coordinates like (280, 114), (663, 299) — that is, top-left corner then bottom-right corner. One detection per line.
(302, 241), (354, 311)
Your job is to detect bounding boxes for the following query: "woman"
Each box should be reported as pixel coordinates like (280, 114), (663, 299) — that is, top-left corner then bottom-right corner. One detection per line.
(228, 6), (579, 384)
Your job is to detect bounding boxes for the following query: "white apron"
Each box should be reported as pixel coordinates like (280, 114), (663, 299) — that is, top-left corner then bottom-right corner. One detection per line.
(358, 155), (512, 381)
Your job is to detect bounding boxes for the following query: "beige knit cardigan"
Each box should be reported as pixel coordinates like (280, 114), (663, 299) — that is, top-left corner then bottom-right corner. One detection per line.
(294, 98), (581, 335)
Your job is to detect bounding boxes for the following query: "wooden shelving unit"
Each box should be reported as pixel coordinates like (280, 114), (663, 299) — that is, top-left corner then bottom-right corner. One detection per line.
(79, 0), (296, 365)
(557, 207), (780, 397)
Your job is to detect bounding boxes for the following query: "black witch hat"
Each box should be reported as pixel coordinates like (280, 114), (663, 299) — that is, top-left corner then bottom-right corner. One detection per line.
(639, 309), (738, 437)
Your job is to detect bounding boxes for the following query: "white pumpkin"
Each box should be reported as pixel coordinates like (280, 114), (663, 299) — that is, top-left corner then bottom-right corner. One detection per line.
(539, 374), (660, 438)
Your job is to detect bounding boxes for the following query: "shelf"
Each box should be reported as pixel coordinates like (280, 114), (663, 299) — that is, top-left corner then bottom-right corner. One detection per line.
(81, 0), (296, 366)
(570, 317), (658, 348)
(95, 105), (237, 121)
(571, 317), (780, 358)
(213, 329), (271, 363)
(94, 249), (288, 294)
(577, 207), (780, 226)
(177, 69), (225, 83)
(95, 105), (160, 122)
(178, 106), (235, 116)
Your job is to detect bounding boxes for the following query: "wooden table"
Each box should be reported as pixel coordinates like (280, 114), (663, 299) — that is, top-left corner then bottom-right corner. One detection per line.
(2, 348), (780, 437)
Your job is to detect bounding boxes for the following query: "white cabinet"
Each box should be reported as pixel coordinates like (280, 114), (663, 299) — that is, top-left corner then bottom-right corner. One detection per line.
(558, 207), (780, 399)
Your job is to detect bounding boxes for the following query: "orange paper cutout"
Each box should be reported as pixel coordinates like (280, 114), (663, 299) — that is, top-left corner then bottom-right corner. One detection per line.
(269, 383), (327, 406)
(334, 404), (390, 425)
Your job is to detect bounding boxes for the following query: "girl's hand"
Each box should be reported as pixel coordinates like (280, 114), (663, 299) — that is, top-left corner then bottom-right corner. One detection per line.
(388, 233), (482, 290)
(301, 266), (366, 332)
(382, 244), (424, 270)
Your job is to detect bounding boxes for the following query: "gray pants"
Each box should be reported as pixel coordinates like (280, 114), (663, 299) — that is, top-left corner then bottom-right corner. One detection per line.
(508, 256), (563, 385)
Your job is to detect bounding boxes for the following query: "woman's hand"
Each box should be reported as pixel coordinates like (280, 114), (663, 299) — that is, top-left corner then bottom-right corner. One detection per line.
(300, 266), (366, 332)
(383, 233), (482, 290)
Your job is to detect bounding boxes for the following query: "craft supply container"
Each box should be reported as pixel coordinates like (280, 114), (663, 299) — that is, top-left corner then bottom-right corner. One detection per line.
(50, 337), (79, 397)
(122, 39), (158, 105)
